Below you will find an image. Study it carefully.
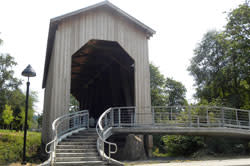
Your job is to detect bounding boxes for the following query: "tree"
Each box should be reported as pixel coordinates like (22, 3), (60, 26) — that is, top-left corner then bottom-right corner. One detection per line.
(188, 31), (227, 102)
(0, 54), (22, 110)
(188, 3), (250, 109)
(0, 37), (38, 130)
(16, 91), (37, 130)
(0, 37), (22, 112)
(2, 104), (14, 129)
(37, 113), (43, 129)
(0, 38), (22, 128)
(165, 78), (187, 106)
(150, 63), (187, 106)
(150, 63), (168, 106)
(224, 2), (250, 109)
(69, 94), (80, 112)
(150, 63), (190, 156)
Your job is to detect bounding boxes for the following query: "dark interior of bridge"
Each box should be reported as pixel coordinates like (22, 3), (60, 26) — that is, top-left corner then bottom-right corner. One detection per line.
(71, 40), (135, 120)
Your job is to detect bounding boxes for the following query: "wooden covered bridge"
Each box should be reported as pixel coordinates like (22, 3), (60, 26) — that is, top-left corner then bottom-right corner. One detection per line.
(41, 1), (250, 165)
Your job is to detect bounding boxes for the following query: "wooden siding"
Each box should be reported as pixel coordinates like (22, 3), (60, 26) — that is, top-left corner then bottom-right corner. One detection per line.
(42, 7), (151, 143)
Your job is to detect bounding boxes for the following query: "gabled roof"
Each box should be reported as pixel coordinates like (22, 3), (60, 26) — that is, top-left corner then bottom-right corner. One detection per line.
(42, 1), (155, 88)
(51, 1), (155, 36)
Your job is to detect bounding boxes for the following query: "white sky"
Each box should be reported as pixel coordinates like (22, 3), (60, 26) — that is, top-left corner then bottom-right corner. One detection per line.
(0, 0), (245, 114)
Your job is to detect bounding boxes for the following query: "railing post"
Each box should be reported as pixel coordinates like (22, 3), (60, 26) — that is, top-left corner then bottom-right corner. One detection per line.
(108, 144), (111, 163)
(105, 114), (108, 127)
(248, 111), (250, 129)
(101, 139), (105, 160)
(78, 115), (81, 128)
(170, 107), (173, 121)
(87, 112), (89, 129)
(111, 109), (114, 127)
(221, 108), (224, 127)
(197, 116), (200, 128)
(152, 107), (155, 125)
(118, 108), (121, 127)
(188, 106), (192, 127)
(159, 112), (162, 124)
(206, 107), (209, 126)
(134, 108), (137, 126)
(235, 110), (239, 127)
(130, 109), (133, 126)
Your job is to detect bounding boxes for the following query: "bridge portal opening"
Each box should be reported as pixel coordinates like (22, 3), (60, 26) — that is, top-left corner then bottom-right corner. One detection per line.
(70, 40), (135, 120)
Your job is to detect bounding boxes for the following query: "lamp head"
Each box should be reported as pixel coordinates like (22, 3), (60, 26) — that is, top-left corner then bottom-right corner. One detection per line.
(21, 64), (36, 77)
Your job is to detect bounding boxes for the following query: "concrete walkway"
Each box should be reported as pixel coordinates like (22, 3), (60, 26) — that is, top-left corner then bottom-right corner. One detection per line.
(127, 158), (250, 166)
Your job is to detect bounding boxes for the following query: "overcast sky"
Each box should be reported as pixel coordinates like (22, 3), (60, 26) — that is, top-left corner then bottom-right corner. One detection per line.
(0, 0), (245, 114)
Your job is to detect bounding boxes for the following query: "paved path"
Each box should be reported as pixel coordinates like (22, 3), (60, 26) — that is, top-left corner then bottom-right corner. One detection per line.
(128, 158), (250, 166)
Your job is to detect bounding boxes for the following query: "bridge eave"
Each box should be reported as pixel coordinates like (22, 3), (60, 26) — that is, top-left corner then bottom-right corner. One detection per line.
(111, 127), (250, 138)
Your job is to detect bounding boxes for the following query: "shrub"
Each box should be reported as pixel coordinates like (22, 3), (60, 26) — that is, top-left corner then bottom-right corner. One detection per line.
(161, 135), (205, 156)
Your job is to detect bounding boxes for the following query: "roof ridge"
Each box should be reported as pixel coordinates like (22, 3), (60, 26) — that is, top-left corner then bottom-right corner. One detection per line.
(50, 0), (155, 36)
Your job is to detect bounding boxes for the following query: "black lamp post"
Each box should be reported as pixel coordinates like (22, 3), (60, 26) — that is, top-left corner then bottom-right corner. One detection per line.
(21, 64), (36, 165)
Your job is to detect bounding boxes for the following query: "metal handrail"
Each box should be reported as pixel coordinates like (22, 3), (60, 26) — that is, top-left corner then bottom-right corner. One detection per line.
(111, 106), (250, 130)
(96, 105), (250, 164)
(96, 108), (119, 164)
(45, 110), (89, 165)
(43, 106), (249, 165)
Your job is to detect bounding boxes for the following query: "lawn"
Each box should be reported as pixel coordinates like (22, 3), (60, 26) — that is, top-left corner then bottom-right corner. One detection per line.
(0, 129), (42, 165)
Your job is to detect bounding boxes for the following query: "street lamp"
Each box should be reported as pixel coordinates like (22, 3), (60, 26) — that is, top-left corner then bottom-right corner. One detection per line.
(21, 64), (36, 165)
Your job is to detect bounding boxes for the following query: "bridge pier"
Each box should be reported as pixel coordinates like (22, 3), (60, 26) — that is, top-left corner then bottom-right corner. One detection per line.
(144, 135), (153, 158)
(108, 134), (154, 160)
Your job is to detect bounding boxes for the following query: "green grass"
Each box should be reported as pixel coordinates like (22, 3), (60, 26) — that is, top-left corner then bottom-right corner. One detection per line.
(0, 129), (41, 164)
(152, 147), (169, 157)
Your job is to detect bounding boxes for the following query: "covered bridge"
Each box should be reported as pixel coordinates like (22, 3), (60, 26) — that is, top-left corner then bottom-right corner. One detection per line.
(42, 1), (155, 146)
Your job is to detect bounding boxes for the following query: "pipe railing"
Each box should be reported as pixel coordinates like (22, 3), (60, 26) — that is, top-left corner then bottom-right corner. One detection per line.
(96, 106), (250, 164)
(45, 110), (89, 165)
(96, 108), (120, 164)
(109, 106), (250, 129)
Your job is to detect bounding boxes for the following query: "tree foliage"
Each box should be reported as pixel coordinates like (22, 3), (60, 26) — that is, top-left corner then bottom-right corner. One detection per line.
(2, 105), (14, 128)
(69, 94), (80, 112)
(165, 78), (187, 106)
(188, 3), (250, 109)
(150, 63), (187, 106)
(161, 135), (205, 156)
(150, 63), (167, 106)
(0, 54), (22, 111)
(150, 63), (189, 156)
(0, 37), (38, 130)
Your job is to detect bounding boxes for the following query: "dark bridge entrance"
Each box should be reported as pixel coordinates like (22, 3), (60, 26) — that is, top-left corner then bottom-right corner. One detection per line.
(71, 40), (135, 119)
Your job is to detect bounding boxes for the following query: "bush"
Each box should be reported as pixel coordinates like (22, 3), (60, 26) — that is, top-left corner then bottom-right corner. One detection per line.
(0, 129), (41, 164)
(205, 137), (248, 155)
(161, 135), (205, 156)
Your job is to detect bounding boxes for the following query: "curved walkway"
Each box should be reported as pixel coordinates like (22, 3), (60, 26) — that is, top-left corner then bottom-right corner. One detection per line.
(112, 126), (250, 138)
